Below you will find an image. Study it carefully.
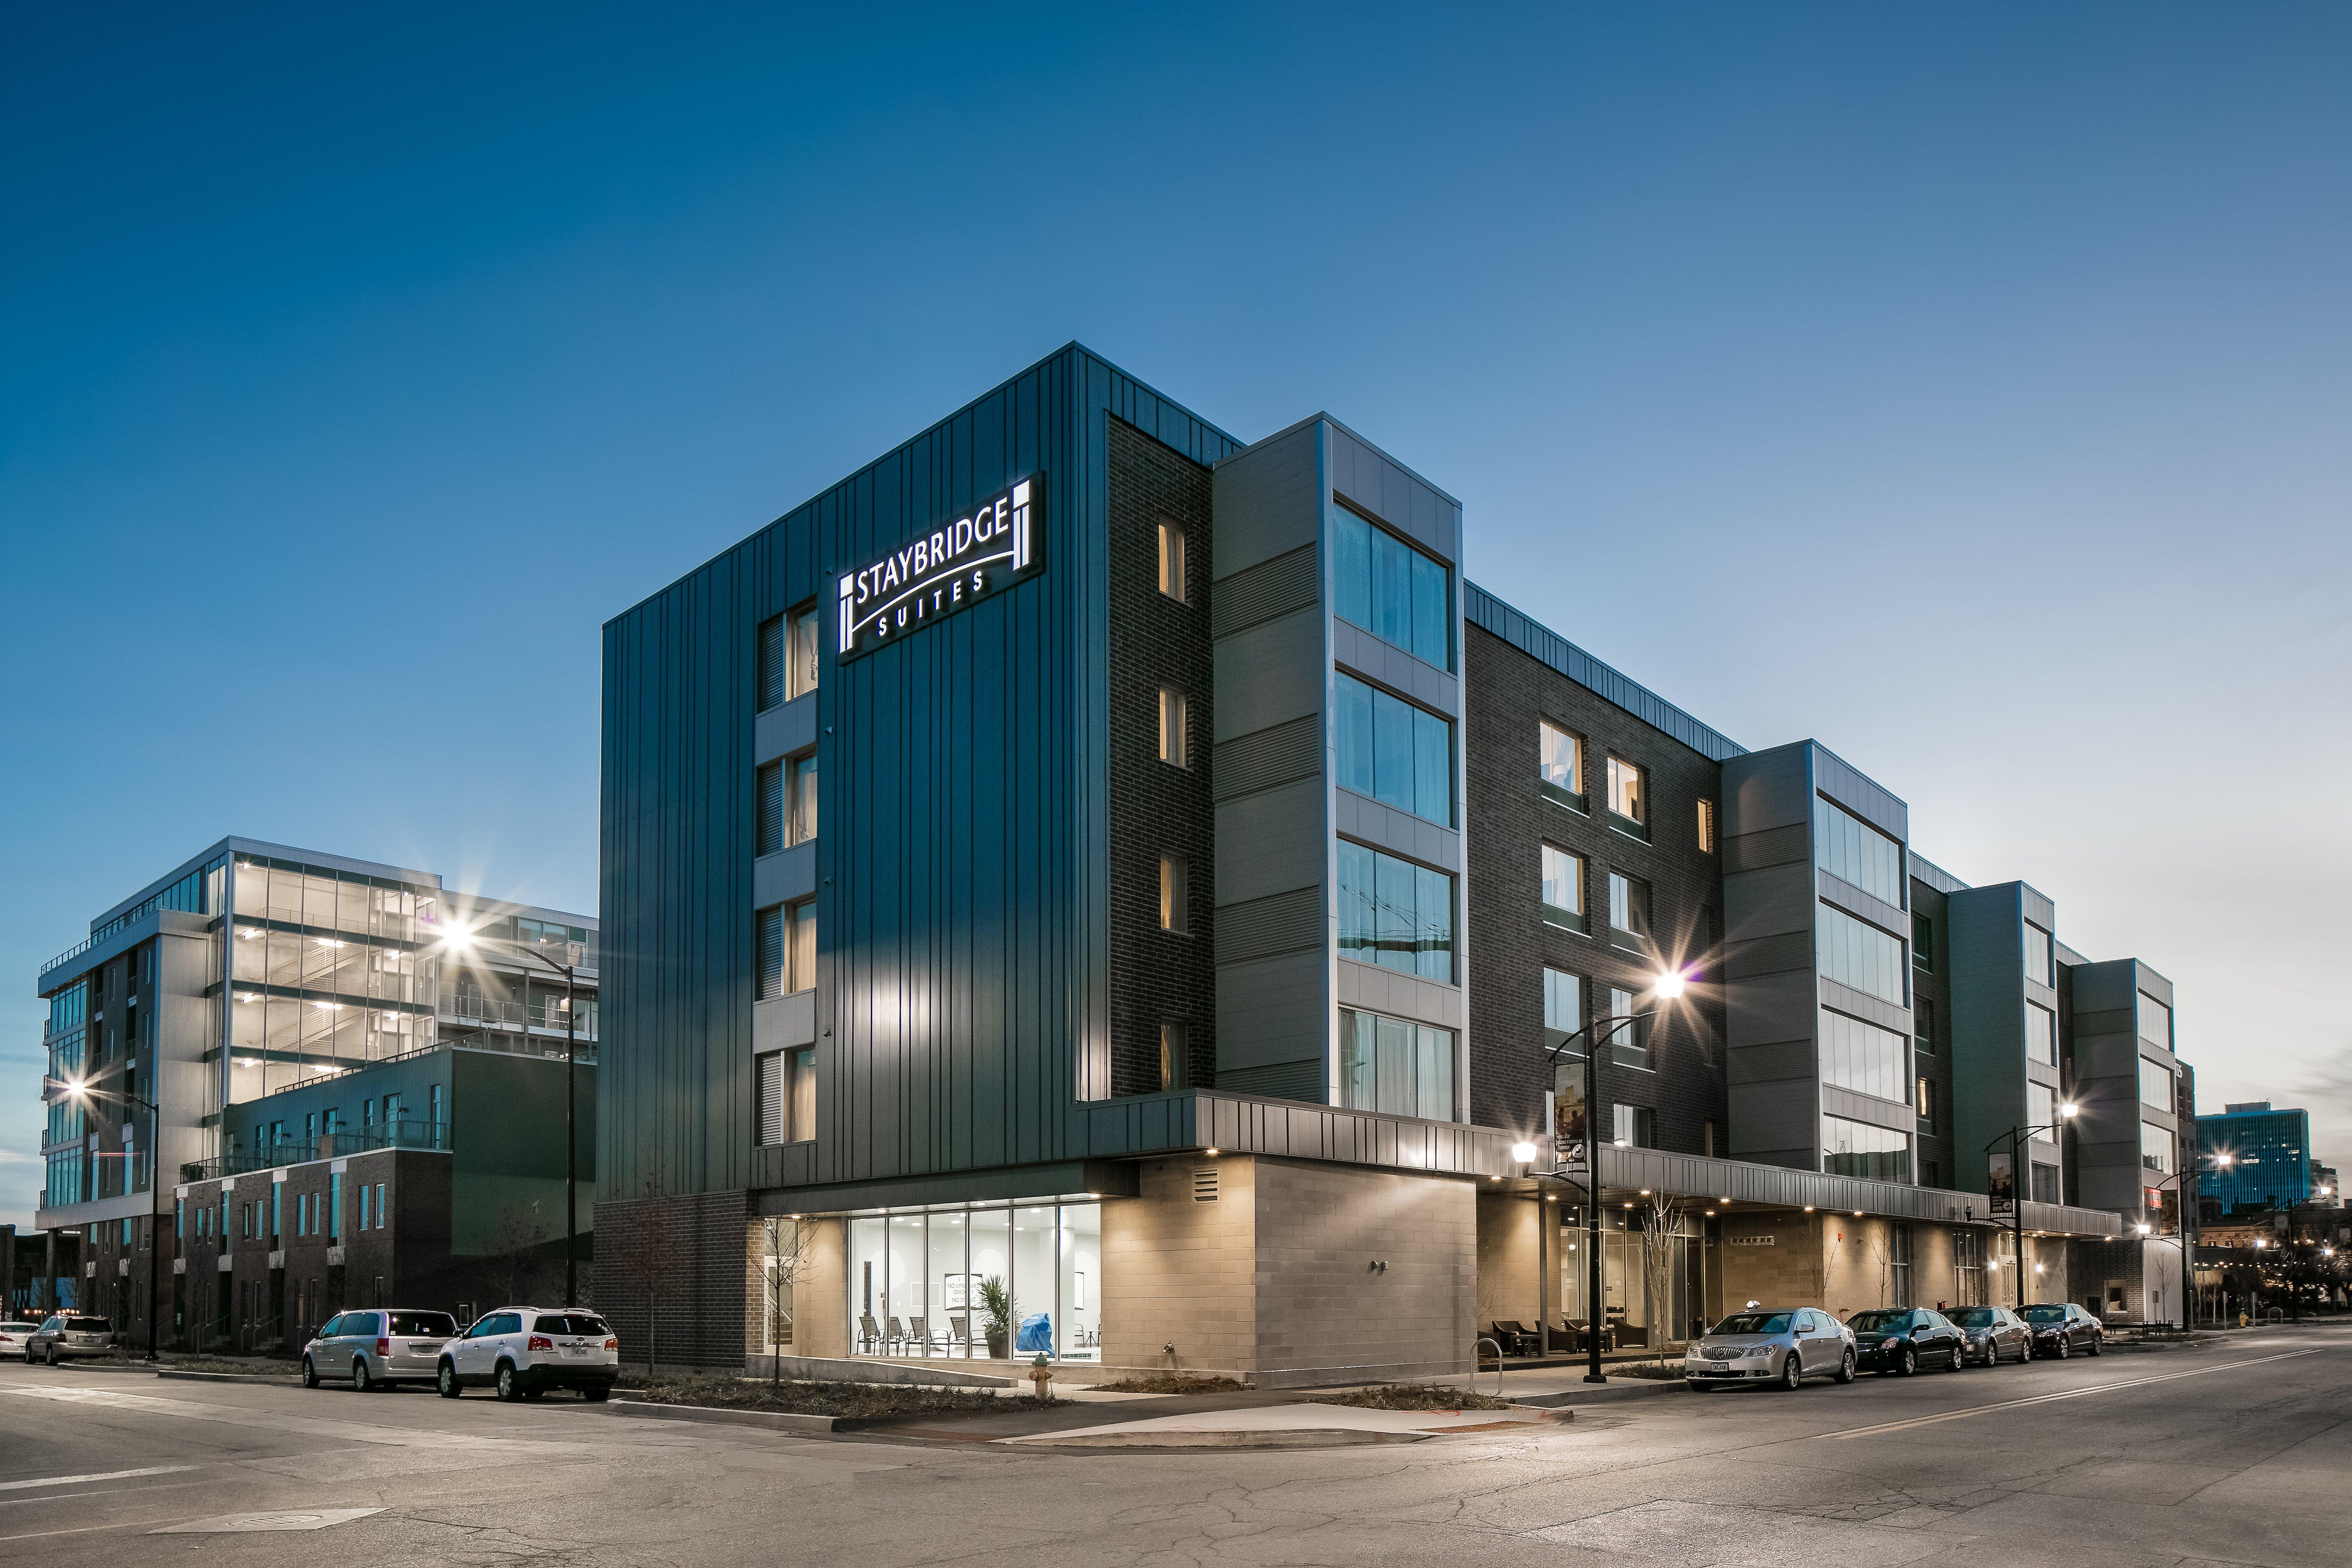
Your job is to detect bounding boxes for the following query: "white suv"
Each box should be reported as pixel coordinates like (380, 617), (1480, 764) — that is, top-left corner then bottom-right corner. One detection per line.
(436, 1307), (618, 1402)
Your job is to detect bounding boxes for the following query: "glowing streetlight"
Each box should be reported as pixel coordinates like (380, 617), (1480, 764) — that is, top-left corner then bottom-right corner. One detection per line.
(1509, 1141), (1538, 1164)
(2060, 1102), (2080, 1118)
(1653, 970), (1686, 1000)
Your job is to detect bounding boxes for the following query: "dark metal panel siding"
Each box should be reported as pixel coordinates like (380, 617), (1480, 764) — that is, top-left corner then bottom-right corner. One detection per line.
(601, 346), (1240, 1202)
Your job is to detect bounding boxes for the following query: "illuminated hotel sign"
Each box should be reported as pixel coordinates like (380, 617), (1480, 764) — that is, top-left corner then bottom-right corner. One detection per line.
(836, 476), (1041, 660)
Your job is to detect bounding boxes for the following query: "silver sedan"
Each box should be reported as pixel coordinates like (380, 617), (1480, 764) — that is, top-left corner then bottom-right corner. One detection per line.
(1684, 1307), (1857, 1391)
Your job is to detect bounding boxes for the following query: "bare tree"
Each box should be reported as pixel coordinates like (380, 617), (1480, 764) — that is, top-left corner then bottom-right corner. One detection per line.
(1639, 1192), (1690, 1359)
(607, 1159), (681, 1378)
(761, 1218), (812, 1386)
(1865, 1225), (1893, 1308)
(476, 1202), (552, 1308)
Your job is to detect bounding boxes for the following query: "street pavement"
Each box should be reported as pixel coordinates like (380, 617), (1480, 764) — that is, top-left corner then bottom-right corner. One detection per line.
(0, 1323), (2346, 1567)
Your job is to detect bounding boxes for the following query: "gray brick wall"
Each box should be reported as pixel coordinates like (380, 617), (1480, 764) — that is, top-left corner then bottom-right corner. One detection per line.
(592, 1188), (749, 1371)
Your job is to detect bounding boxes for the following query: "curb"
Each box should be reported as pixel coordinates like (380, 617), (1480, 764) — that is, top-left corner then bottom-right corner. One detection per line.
(605, 1399), (841, 1434)
(1514, 1377), (1690, 1407)
(156, 1369), (303, 1386)
(1011, 1427), (1430, 1449)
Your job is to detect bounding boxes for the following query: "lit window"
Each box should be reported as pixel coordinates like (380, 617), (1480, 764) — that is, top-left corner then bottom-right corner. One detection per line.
(1159, 856), (1189, 934)
(1540, 846), (1584, 928)
(1543, 969), (1583, 1057)
(785, 606), (821, 701)
(759, 1046), (818, 1144)
(1158, 687), (1189, 768)
(1606, 756), (1645, 825)
(788, 754), (818, 846)
(757, 901), (817, 999)
(1539, 722), (1582, 803)
(1157, 522), (1187, 603)
(1696, 799), (1717, 853)
(1337, 1007), (1454, 1120)
(1159, 1022), (1189, 1090)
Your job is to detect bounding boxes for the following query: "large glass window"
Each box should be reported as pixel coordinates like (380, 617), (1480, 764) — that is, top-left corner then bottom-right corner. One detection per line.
(1820, 1009), (1911, 1104)
(785, 606), (821, 701)
(2141, 1121), (2172, 1174)
(1543, 969), (1583, 1058)
(1606, 986), (1649, 1070)
(2028, 1080), (2057, 1138)
(2137, 993), (2171, 1052)
(2023, 923), (2053, 985)
(1337, 1007), (1455, 1120)
(847, 1201), (1104, 1363)
(1822, 1114), (1911, 1181)
(1157, 522), (1187, 602)
(788, 754), (818, 846)
(1607, 872), (1649, 942)
(2140, 1055), (2174, 1114)
(1539, 721), (1582, 804)
(1331, 505), (1450, 669)
(1813, 796), (1905, 907)
(1158, 686), (1189, 768)
(1333, 671), (1452, 825)
(1606, 755), (1645, 825)
(2025, 1001), (2055, 1066)
(1337, 841), (1454, 983)
(1816, 904), (1907, 1005)
(1540, 845), (1584, 929)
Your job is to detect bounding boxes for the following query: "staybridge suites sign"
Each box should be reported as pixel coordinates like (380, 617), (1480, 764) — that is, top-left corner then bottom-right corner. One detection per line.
(836, 476), (1042, 660)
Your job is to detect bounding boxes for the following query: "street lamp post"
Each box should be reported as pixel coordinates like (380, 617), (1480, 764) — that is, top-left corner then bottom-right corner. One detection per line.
(1985, 1104), (2079, 1312)
(61, 1079), (162, 1359)
(2138, 1151), (2227, 1331)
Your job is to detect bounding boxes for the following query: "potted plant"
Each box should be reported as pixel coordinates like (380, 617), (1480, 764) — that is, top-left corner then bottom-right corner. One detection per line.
(979, 1277), (1013, 1360)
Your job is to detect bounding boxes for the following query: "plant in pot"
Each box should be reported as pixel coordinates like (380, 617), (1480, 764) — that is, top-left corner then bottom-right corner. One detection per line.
(979, 1277), (1013, 1360)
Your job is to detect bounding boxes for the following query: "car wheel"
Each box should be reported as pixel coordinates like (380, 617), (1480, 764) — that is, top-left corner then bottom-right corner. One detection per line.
(1897, 1347), (1917, 1377)
(496, 1362), (523, 1402)
(2087, 1335), (2103, 1357)
(584, 1386), (611, 1403)
(353, 1359), (373, 1393)
(1779, 1352), (1803, 1391)
(438, 1361), (463, 1398)
(2054, 1337), (2071, 1360)
(1945, 1343), (1964, 1372)
(1834, 1350), (1857, 1385)
(302, 1357), (320, 1390)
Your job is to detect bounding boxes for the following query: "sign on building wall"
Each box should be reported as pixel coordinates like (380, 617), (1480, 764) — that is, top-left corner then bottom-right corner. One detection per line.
(835, 476), (1042, 660)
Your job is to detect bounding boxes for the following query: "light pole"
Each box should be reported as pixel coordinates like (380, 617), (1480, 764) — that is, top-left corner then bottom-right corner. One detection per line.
(2137, 1151), (2226, 1330)
(1985, 1103), (2079, 1311)
(62, 1078), (161, 1359)
(1520, 971), (1687, 1386)
(432, 922), (585, 1306)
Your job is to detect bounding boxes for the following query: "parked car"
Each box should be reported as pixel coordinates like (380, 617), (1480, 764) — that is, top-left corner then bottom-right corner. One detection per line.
(1847, 1307), (1968, 1375)
(302, 1309), (462, 1391)
(0, 1322), (40, 1360)
(1945, 1305), (2032, 1365)
(25, 1314), (115, 1364)
(1684, 1307), (1856, 1391)
(437, 1307), (619, 1402)
(2021, 1302), (2104, 1358)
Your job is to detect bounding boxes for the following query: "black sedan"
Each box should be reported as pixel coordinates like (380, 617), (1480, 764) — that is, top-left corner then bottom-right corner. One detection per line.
(1945, 1305), (2032, 1365)
(1846, 1308), (1968, 1375)
(2021, 1302), (2104, 1358)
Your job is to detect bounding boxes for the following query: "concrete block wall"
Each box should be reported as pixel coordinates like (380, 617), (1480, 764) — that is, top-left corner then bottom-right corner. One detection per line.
(1252, 1157), (1474, 1384)
(1474, 1188), (1542, 1328)
(1715, 1210), (1827, 1308)
(1101, 1156), (1257, 1375)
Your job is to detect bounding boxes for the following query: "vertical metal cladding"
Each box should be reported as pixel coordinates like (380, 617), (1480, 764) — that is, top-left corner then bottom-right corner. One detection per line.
(600, 347), (1240, 1201)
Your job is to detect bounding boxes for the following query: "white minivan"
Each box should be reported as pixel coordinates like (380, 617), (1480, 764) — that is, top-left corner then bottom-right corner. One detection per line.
(437, 1307), (618, 1402)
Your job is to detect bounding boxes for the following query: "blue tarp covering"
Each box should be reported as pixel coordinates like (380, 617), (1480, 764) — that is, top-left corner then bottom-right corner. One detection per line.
(1015, 1312), (1052, 1353)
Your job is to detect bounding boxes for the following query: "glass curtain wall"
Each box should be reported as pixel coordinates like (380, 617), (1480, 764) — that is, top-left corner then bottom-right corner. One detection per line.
(227, 859), (437, 1116)
(1557, 1206), (1706, 1346)
(846, 1201), (1103, 1361)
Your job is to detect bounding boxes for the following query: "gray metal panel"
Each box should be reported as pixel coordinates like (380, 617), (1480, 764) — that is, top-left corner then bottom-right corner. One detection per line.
(1728, 1076), (1819, 1165)
(1721, 743), (1812, 836)
(1334, 960), (1465, 1032)
(1596, 1145), (2121, 1235)
(1331, 789), (1461, 872)
(1208, 420), (1321, 578)
(1816, 979), (1909, 1036)
(1905, 851), (1969, 895)
(751, 841), (817, 911)
(1723, 864), (1813, 945)
(1947, 883), (2030, 1193)
(1820, 1085), (1914, 1135)
(1816, 870), (1907, 937)
(1215, 779), (1326, 906)
(1810, 742), (1909, 843)
(1213, 608), (1323, 739)
(752, 992), (818, 1054)
(1331, 618), (1458, 715)
(753, 692), (818, 767)
(1216, 951), (1327, 1075)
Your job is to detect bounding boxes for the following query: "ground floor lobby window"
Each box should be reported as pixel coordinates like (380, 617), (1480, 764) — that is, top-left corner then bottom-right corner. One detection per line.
(846, 1200), (1101, 1361)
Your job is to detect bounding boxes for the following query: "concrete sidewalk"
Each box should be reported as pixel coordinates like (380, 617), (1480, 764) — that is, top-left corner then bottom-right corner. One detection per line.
(1000, 1401), (1559, 1449)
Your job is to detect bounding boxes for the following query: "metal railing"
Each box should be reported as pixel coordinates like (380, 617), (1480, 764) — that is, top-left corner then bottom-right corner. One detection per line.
(441, 994), (597, 1039)
(179, 1119), (449, 1184)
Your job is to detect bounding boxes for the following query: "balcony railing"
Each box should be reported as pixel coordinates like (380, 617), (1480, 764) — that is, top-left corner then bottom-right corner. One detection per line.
(179, 1119), (449, 1184)
(441, 994), (597, 1040)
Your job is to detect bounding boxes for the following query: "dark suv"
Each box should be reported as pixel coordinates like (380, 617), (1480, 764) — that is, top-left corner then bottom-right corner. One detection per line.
(2021, 1302), (2104, 1358)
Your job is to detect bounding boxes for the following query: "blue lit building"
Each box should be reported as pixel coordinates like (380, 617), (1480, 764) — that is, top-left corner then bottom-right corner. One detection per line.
(2197, 1101), (2312, 1214)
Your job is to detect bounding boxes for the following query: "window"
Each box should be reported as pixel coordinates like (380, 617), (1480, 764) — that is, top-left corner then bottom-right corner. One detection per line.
(1336, 1007), (1454, 1120)
(2141, 1121), (2172, 1174)
(1606, 872), (1650, 944)
(2140, 1055), (2174, 1114)
(786, 899), (815, 994)
(2022, 922), (2053, 985)
(785, 606), (820, 701)
(174, 1198), (183, 1240)
(1159, 1022), (1189, 1091)
(375, 1183), (387, 1228)
(758, 1046), (818, 1144)
(1813, 796), (1906, 908)
(1542, 969), (1583, 1058)
(2025, 1002), (2055, 1066)
(1337, 842), (1454, 982)
(358, 1183), (370, 1230)
(1539, 721), (1583, 806)
(758, 616), (784, 711)
(2028, 1081), (2057, 1138)
(1696, 799), (1718, 853)
(1914, 996), (1935, 1050)
(1821, 1114), (1910, 1181)
(1606, 986), (1649, 1070)
(1334, 671), (1452, 825)
(1912, 913), (1933, 970)
(1158, 686), (1189, 768)
(1330, 505), (1450, 669)
(329, 1173), (343, 1243)
(270, 1184), (280, 1242)
(1540, 846), (1585, 930)
(1611, 1103), (1655, 1148)
(1159, 856), (1189, 934)
(756, 761), (784, 856)
(1917, 1075), (1935, 1128)
(788, 753), (818, 846)
(1818, 1008), (1910, 1104)
(2137, 993), (2172, 1052)
(1157, 520), (1187, 602)
(1605, 755), (1645, 827)
(756, 905), (784, 1000)
(1816, 904), (1907, 1005)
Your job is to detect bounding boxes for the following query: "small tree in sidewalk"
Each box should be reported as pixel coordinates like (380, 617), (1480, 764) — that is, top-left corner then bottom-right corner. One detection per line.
(1638, 1192), (1690, 1363)
(609, 1159), (682, 1379)
(761, 1218), (812, 1387)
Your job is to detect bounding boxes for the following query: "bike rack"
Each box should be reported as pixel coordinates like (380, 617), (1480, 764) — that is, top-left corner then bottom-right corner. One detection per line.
(1474, 1336), (1504, 1399)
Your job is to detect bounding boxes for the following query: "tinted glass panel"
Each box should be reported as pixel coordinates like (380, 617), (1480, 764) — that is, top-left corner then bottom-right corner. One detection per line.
(1337, 1007), (1454, 1121)
(1821, 1114), (1910, 1181)
(1816, 905), (1907, 1004)
(534, 1314), (609, 1335)
(1813, 796), (1906, 907)
(385, 1312), (456, 1336)
(1713, 1313), (1794, 1335)
(1820, 1009), (1910, 1104)
(1331, 508), (1450, 669)
(1337, 842), (1453, 983)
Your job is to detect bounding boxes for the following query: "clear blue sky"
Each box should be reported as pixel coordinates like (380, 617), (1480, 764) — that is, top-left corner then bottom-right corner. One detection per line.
(5, 4), (2347, 1228)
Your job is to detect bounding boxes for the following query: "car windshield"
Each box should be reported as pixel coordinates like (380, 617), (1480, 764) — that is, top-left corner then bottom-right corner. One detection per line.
(63, 1317), (112, 1332)
(386, 1312), (457, 1337)
(1711, 1312), (1794, 1335)
(1847, 1310), (1910, 1330)
(535, 1314), (609, 1336)
(2021, 1306), (2069, 1323)
(1946, 1308), (2000, 1326)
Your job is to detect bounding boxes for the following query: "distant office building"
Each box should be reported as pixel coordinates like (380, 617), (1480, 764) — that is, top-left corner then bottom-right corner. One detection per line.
(33, 839), (595, 1345)
(2198, 1102), (2314, 1214)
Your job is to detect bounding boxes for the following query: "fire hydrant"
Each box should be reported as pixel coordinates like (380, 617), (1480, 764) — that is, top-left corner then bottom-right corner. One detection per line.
(1028, 1354), (1054, 1401)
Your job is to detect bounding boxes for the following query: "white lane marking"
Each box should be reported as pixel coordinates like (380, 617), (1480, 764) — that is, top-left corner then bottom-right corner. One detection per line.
(0, 1465), (197, 1492)
(154, 1507), (385, 1534)
(0, 1385), (587, 1452)
(1827, 1348), (2329, 1439)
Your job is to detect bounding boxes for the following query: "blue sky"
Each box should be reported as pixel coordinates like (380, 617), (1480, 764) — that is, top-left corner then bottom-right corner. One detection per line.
(4, 4), (2347, 1228)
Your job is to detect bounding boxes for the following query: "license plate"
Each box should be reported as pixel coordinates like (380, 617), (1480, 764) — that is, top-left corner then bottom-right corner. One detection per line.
(562, 1346), (589, 1357)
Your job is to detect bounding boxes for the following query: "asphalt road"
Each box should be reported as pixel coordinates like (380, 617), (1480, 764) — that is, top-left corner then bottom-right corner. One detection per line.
(1, 1326), (2346, 1567)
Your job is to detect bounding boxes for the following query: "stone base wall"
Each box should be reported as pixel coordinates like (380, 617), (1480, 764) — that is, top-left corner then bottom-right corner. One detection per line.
(1101, 1156), (1257, 1375)
(1253, 1157), (1476, 1384)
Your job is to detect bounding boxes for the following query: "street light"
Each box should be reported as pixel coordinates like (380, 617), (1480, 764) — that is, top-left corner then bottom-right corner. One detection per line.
(430, 919), (586, 1307)
(1984, 1102), (2079, 1311)
(61, 1077), (161, 1359)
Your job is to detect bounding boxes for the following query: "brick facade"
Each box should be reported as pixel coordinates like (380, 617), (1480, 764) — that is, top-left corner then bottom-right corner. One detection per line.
(592, 1187), (749, 1371)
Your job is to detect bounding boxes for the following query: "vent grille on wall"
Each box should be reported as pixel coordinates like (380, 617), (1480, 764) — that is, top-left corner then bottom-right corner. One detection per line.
(1215, 886), (1322, 965)
(1192, 1168), (1219, 1202)
(1214, 714), (1321, 802)
(1211, 543), (1317, 639)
